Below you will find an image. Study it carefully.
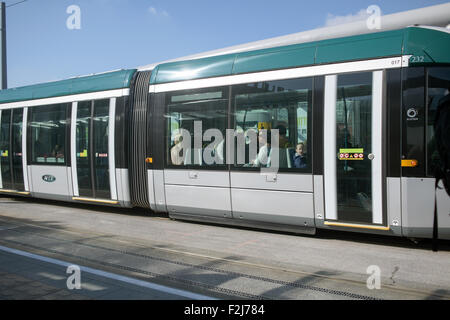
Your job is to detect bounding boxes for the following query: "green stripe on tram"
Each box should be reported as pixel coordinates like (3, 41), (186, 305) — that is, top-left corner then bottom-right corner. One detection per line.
(0, 69), (137, 104)
(150, 27), (450, 85)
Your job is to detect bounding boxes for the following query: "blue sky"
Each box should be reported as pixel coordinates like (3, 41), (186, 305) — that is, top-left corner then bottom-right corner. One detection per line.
(4, 0), (449, 88)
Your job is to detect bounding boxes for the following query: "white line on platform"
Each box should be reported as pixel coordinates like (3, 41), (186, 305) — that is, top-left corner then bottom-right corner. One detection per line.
(0, 244), (216, 300)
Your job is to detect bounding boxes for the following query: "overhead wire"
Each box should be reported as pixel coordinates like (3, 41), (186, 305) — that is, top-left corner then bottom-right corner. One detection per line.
(6, 0), (29, 8)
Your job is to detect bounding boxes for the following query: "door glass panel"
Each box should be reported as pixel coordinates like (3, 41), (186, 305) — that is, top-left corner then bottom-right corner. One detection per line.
(0, 110), (12, 189)
(12, 109), (24, 191)
(336, 72), (373, 223)
(76, 101), (93, 197)
(426, 67), (450, 177)
(93, 100), (110, 199)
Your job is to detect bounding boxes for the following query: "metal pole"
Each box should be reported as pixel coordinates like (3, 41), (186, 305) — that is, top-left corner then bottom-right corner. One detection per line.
(0, 2), (7, 89)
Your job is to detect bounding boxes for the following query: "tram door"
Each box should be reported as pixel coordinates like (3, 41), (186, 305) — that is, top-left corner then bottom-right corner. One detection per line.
(0, 108), (25, 192)
(323, 71), (384, 226)
(74, 99), (112, 200)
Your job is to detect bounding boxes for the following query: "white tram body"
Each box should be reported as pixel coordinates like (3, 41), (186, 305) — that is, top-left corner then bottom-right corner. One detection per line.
(1, 5), (450, 240)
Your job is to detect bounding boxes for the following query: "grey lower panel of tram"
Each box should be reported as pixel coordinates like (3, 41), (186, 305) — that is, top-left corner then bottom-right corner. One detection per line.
(29, 165), (73, 198)
(162, 169), (315, 232)
(401, 177), (450, 240)
(115, 168), (132, 208)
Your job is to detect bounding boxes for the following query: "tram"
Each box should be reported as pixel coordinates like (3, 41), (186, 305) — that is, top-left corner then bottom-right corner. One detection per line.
(0, 23), (449, 240)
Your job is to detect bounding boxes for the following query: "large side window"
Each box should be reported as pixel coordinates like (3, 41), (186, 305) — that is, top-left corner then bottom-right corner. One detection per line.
(165, 87), (229, 168)
(30, 104), (68, 165)
(232, 77), (312, 171)
(427, 67), (450, 177)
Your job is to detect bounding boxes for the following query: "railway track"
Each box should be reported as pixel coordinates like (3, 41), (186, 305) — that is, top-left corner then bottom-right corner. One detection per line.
(0, 217), (448, 300)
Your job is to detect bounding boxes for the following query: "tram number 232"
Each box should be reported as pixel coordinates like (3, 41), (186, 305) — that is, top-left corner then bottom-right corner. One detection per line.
(410, 56), (425, 63)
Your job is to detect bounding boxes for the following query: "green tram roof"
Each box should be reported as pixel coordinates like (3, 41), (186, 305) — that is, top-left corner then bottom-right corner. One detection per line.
(0, 69), (136, 105)
(1, 27), (448, 105)
(150, 27), (450, 85)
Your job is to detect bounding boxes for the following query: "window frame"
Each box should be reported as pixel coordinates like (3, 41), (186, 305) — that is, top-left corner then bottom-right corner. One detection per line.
(164, 86), (230, 171)
(230, 77), (314, 173)
(28, 103), (71, 167)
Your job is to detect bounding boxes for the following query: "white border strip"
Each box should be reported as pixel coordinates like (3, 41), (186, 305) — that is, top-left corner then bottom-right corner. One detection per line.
(372, 71), (384, 224)
(150, 56), (408, 93)
(22, 108), (29, 192)
(0, 244), (215, 300)
(109, 98), (118, 201)
(71, 102), (79, 197)
(323, 75), (338, 220)
(0, 88), (130, 110)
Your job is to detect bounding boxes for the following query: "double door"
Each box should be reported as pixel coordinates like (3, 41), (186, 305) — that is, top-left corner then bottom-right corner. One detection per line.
(0, 108), (25, 192)
(73, 99), (116, 200)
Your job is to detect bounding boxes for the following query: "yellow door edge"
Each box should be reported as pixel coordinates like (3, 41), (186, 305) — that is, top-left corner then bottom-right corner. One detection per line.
(324, 221), (390, 231)
(72, 197), (119, 205)
(0, 189), (30, 195)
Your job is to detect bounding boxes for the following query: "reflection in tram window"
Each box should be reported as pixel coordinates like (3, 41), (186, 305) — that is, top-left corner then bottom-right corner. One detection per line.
(426, 67), (450, 177)
(0, 109), (25, 191)
(232, 78), (312, 170)
(93, 100), (110, 199)
(30, 104), (67, 165)
(12, 109), (24, 191)
(165, 88), (228, 167)
(0, 110), (12, 189)
(77, 101), (93, 197)
(76, 99), (111, 199)
(336, 72), (373, 224)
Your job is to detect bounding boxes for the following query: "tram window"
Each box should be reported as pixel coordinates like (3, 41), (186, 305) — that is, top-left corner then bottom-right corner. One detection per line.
(165, 87), (229, 168)
(0, 110), (12, 189)
(30, 104), (67, 165)
(232, 77), (312, 171)
(426, 67), (450, 177)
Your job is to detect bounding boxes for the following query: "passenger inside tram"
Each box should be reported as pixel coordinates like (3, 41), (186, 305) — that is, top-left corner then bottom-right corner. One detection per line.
(251, 129), (271, 167)
(52, 144), (64, 159)
(275, 124), (291, 148)
(33, 132), (47, 160)
(293, 142), (307, 169)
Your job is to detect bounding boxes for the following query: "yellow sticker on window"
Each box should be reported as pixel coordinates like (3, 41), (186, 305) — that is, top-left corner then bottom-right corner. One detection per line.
(77, 149), (88, 158)
(339, 148), (364, 161)
(258, 122), (272, 130)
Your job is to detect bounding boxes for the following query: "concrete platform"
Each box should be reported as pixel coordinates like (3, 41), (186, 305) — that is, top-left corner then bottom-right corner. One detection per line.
(0, 247), (213, 300)
(0, 196), (449, 300)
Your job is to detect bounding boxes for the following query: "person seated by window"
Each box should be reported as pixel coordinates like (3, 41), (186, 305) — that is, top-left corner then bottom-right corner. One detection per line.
(170, 133), (184, 165)
(251, 130), (271, 167)
(34, 132), (48, 160)
(275, 124), (291, 148)
(52, 144), (64, 159)
(293, 142), (307, 169)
